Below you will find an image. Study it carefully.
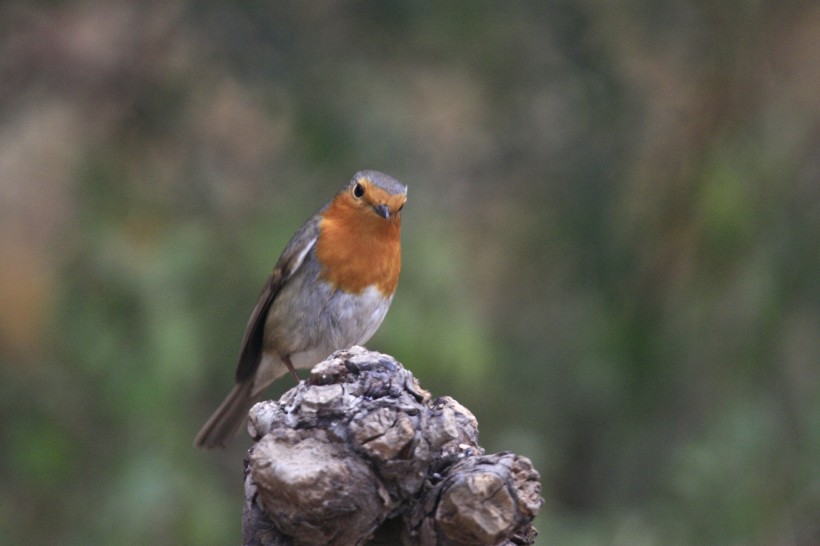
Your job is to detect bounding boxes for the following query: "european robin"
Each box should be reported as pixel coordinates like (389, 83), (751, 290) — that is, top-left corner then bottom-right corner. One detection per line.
(195, 170), (407, 449)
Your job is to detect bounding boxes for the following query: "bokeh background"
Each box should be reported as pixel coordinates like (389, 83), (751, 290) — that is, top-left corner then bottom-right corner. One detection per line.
(1, 1), (819, 544)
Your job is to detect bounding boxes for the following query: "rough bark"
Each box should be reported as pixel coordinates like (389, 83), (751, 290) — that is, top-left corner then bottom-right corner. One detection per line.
(242, 346), (542, 546)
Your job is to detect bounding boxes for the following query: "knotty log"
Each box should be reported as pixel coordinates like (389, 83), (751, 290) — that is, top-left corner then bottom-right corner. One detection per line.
(242, 346), (542, 546)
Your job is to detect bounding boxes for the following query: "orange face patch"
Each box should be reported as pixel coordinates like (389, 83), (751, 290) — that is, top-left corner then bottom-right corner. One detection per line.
(350, 177), (407, 218)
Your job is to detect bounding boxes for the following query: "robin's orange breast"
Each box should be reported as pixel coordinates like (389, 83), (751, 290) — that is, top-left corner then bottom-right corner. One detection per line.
(316, 193), (402, 296)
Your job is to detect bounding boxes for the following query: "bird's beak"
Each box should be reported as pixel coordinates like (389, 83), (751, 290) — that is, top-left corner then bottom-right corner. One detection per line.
(374, 204), (390, 219)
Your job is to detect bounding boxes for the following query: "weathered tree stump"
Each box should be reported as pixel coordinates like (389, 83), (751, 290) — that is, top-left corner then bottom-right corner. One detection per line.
(242, 346), (542, 546)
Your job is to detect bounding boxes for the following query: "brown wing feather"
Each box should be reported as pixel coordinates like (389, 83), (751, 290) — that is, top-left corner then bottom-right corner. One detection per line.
(234, 270), (282, 382)
(233, 216), (320, 383)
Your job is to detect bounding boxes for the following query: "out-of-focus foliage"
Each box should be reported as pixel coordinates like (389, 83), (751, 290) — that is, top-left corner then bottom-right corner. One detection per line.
(1, 1), (818, 544)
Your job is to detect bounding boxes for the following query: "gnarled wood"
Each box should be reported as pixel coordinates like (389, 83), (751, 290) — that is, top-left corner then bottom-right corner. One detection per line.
(243, 346), (542, 546)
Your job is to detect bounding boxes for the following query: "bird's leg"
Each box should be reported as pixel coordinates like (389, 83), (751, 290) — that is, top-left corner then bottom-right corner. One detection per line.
(283, 354), (301, 382)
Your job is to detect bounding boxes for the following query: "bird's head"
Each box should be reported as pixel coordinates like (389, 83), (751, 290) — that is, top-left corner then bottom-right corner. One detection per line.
(338, 171), (407, 226)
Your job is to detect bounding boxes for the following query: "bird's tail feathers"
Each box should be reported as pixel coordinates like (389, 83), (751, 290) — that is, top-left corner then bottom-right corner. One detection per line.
(194, 380), (258, 449)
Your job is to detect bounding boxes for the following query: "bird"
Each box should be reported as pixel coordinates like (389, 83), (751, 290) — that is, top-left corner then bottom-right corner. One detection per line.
(195, 170), (407, 449)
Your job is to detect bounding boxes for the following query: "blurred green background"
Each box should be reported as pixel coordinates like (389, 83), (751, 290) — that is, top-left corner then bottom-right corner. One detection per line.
(1, 1), (818, 544)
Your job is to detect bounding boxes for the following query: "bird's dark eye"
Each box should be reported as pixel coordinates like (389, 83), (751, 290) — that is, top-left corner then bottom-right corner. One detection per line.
(353, 183), (365, 198)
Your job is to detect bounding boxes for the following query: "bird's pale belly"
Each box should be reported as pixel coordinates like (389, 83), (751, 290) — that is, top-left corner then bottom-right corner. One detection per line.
(263, 271), (393, 367)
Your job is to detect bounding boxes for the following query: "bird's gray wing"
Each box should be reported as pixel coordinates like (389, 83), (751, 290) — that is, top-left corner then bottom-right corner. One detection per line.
(234, 216), (320, 383)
